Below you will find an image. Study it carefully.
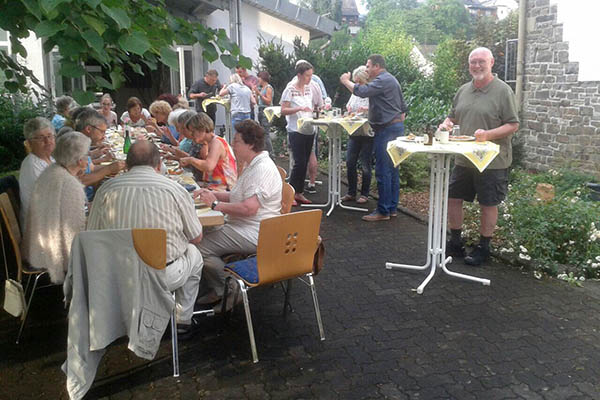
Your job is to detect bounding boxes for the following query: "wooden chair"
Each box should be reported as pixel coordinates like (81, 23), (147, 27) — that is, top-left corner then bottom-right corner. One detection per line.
(131, 229), (180, 377)
(0, 175), (21, 225)
(0, 192), (59, 344)
(280, 182), (295, 214)
(277, 166), (287, 182)
(221, 209), (325, 363)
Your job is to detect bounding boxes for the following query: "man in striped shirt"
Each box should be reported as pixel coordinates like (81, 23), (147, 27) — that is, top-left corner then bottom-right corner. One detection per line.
(88, 140), (204, 332)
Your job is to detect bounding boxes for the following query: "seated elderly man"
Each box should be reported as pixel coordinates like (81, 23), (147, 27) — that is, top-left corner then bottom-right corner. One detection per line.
(87, 140), (204, 334)
(75, 110), (125, 200)
(195, 120), (282, 308)
(19, 117), (56, 227)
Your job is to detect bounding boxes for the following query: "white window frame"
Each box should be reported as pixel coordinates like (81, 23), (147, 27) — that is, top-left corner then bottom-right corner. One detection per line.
(0, 28), (11, 54)
(171, 45), (194, 97)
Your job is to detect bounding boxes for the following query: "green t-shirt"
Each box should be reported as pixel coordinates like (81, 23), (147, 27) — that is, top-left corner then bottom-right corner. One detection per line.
(449, 75), (519, 169)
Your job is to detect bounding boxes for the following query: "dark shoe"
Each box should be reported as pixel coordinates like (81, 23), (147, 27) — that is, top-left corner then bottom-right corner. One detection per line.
(177, 323), (195, 340)
(305, 184), (317, 194)
(446, 241), (466, 258)
(362, 212), (390, 222)
(464, 244), (490, 266)
(341, 194), (355, 202)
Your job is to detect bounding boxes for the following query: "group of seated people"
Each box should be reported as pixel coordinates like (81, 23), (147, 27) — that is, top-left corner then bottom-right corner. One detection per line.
(19, 106), (283, 335)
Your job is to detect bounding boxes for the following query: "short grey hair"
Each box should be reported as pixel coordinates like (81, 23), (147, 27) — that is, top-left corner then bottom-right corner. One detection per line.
(469, 47), (494, 61)
(23, 117), (55, 140)
(55, 96), (74, 114)
(75, 110), (107, 132)
(352, 65), (369, 84)
(53, 131), (91, 168)
(168, 109), (187, 126)
(177, 110), (197, 125)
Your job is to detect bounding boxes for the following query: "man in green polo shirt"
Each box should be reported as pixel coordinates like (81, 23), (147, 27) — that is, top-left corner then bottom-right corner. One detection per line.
(439, 47), (519, 266)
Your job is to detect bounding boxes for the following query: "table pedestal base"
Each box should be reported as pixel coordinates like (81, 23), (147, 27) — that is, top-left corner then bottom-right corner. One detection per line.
(385, 154), (490, 294)
(302, 130), (368, 216)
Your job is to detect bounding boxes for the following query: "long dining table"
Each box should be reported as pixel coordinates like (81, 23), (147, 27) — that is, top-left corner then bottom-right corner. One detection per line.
(103, 127), (225, 227)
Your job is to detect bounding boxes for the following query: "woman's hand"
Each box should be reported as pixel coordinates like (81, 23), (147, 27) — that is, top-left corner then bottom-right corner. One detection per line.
(179, 157), (192, 167)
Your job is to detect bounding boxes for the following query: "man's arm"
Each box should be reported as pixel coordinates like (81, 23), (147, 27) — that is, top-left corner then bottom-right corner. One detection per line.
(475, 122), (519, 142)
(80, 161), (125, 186)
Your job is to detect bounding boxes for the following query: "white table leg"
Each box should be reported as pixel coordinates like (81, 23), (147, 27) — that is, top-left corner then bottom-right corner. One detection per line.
(386, 154), (490, 294)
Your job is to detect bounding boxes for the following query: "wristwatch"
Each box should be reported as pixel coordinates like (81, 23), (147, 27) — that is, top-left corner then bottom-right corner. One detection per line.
(210, 200), (219, 210)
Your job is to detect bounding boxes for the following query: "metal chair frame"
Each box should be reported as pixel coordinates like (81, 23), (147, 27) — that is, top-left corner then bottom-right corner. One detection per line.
(221, 209), (325, 363)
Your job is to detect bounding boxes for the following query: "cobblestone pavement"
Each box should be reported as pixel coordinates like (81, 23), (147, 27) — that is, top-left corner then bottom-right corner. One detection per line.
(2, 172), (600, 399)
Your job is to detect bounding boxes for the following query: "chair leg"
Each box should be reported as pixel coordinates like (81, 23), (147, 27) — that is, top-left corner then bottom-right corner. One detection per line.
(237, 278), (258, 363)
(23, 274), (33, 296)
(282, 279), (293, 316)
(16, 273), (44, 344)
(220, 276), (232, 329)
(308, 275), (325, 341)
(170, 294), (180, 378)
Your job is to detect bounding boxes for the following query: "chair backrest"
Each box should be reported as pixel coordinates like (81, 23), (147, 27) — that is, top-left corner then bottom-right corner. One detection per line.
(256, 209), (322, 285)
(0, 175), (21, 222)
(280, 182), (295, 214)
(0, 193), (23, 280)
(132, 229), (167, 270)
(276, 166), (287, 183)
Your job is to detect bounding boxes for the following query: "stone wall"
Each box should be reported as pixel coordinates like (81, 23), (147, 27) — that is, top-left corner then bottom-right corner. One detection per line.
(521, 0), (600, 176)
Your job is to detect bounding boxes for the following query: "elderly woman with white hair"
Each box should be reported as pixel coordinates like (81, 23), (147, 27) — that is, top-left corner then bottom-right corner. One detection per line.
(19, 117), (56, 226)
(341, 65), (374, 205)
(219, 73), (255, 130)
(52, 95), (75, 131)
(22, 131), (91, 284)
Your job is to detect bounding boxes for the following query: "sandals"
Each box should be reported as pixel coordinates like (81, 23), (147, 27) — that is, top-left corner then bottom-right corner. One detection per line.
(341, 194), (355, 202)
(356, 196), (368, 204)
(343, 194), (368, 204)
(294, 195), (312, 205)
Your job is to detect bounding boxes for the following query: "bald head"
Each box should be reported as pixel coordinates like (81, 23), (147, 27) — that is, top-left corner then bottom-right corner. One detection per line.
(469, 47), (494, 62)
(126, 140), (161, 169)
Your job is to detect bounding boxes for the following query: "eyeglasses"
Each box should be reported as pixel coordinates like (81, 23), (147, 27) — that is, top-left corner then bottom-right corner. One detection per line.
(90, 125), (107, 134)
(30, 134), (55, 142)
(469, 60), (489, 66)
(101, 102), (112, 106)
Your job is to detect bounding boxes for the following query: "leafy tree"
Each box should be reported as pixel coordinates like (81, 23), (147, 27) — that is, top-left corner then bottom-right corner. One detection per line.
(0, 0), (251, 104)
(298, 0), (343, 23)
(471, 11), (519, 80)
(254, 35), (294, 105)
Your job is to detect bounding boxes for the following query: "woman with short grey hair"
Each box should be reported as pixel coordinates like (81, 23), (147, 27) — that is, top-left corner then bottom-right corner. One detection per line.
(341, 65), (374, 205)
(22, 131), (91, 284)
(19, 117), (56, 226)
(52, 95), (74, 131)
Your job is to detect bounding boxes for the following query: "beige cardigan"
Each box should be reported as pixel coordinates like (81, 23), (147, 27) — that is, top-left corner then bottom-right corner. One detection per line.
(22, 164), (86, 283)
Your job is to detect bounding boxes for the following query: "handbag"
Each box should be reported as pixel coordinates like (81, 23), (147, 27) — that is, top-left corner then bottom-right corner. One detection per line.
(2, 223), (25, 318)
(312, 236), (325, 276)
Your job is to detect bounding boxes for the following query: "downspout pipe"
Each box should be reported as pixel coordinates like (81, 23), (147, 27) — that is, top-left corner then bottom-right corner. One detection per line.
(516, 0), (527, 112)
(236, 0), (242, 54)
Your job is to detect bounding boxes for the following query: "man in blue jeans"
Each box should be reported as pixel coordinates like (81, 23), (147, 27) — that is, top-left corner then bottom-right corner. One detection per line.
(340, 54), (408, 221)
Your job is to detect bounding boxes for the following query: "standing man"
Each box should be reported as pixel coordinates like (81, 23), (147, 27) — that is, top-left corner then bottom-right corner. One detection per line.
(189, 70), (221, 124)
(87, 140), (204, 335)
(438, 47), (519, 266)
(340, 54), (408, 222)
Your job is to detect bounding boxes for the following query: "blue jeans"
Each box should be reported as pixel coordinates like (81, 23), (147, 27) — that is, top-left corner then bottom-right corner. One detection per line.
(374, 122), (404, 215)
(231, 112), (251, 133)
(346, 135), (374, 197)
(288, 131), (315, 194)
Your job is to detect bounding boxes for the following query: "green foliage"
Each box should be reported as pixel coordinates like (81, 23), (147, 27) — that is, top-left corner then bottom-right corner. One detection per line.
(462, 168), (600, 280)
(298, 0), (343, 23)
(367, 0), (471, 45)
(0, 91), (52, 172)
(399, 153), (430, 190)
(432, 39), (473, 102)
(403, 79), (451, 132)
(254, 36), (294, 105)
(0, 0), (251, 103)
(471, 11), (519, 78)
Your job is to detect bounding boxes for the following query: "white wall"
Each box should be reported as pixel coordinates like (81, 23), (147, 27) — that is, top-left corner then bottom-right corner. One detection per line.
(554, 0), (600, 81)
(16, 32), (46, 90)
(205, 4), (311, 126)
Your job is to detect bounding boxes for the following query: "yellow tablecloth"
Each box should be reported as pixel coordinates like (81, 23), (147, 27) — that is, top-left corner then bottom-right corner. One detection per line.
(297, 116), (369, 136)
(387, 139), (500, 172)
(202, 97), (230, 112)
(263, 106), (281, 123)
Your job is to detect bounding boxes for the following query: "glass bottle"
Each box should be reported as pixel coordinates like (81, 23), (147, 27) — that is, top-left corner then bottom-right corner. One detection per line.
(313, 106), (320, 120)
(123, 124), (132, 154)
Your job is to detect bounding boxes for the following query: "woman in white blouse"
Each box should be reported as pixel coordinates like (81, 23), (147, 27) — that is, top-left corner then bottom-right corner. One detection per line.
(99, 93), (118, 127)
(280, 61), (323, 205)
(18, 117), (56, 227)
(342, 65), (374, 205)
